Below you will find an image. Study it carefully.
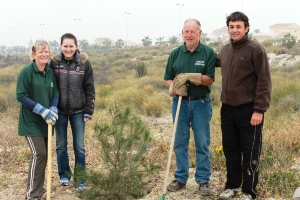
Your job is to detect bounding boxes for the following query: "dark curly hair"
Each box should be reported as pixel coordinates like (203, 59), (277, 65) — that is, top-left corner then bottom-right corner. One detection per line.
(226, 11), (250, 34)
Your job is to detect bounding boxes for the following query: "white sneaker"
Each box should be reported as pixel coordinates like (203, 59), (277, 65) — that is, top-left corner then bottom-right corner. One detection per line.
(219, 188), (240, 200)
(293, 187), (300, 199)
(76, 183), (85, 192)
(239, 193), (252, 200)
(59, 178), (69, 186)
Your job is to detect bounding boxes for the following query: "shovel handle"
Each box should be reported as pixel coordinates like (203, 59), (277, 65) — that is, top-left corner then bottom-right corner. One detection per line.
(162, 96), (182, 195)
(47, 124), (52, 200)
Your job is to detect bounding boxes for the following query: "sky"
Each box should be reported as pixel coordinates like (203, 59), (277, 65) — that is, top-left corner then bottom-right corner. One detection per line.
(0, 0), (299, 47)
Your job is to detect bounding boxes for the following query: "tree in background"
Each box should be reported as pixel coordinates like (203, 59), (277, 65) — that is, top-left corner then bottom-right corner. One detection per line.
(142, 36), (152, 46)
(0, 46), (7, 54)
(253, 29), (261, 33)
(28, 38), (33, 49)
(282, 33), (296, 49)
(79, 39), (89, 51)
(116, 39), (124, 48)
(103, 39), (112, 49)
(156, 37), (164, 46)
(200, 33), (210, 44)
(49, 40), (59, 51)
(168, 36), (179, 45)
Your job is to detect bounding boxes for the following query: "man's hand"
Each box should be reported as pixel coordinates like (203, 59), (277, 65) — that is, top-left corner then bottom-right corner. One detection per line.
(250, 112), (263, 126)
(169, 82), (188, 97)
(188, 73), (202, 86)
(173, 73), (202, 88)
(173, 74), (190, 88)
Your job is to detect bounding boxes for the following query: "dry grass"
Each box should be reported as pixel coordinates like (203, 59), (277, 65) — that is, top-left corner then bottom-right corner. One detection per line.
(1, 48), (300, 199)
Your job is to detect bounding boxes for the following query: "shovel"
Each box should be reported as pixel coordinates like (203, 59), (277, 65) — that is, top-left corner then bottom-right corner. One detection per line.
(47, 124), (52, 200)
(160, 96), (182, 200)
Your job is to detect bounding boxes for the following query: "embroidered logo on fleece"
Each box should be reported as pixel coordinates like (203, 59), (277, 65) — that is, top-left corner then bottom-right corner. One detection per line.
(195, 60), (205, 66)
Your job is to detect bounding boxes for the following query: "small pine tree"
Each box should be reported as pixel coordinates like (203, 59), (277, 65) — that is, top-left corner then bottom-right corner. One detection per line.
(78, 105), (159, 200)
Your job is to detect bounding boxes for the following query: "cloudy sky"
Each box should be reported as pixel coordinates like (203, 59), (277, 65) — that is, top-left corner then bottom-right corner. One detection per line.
(0, 0), (299, 47)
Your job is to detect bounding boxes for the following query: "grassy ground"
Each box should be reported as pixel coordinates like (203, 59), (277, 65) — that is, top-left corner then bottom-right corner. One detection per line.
(1, 46), (300, 199)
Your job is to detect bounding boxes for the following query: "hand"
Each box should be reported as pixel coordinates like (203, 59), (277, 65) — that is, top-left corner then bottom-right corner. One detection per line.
(173, 73), (202, 88)
(250, 112), (263, 126)
(168, 82), (188, 97)
(173, 74), (189, 88)
(49, 106), (59, 125)
(187, 73), (202, 86)
(49, 106), (58, 114)
(84, 113), (92, 122)
(33, 103), (57, 125)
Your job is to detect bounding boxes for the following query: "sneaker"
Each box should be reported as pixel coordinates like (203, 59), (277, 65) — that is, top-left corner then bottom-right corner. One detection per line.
(59, 178), (69, 186)
(199, 182), (210, 196)
(76, 183), (85, 192)
(219, 188), (240, 199)
(239, 193), (252, 200)
(167, 180), (186, 192)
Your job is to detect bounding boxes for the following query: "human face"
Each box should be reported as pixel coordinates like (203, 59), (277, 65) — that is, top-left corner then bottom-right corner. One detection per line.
(61, 38), (77, 60)
(228, 20), (249, 42)
(33, 45), (50, 67)
(182, 20), (202, 50)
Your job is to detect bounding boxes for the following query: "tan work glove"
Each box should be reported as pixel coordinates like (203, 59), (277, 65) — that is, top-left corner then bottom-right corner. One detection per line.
(188, 73), (202, 86)
(173, 74), (189, 88)
(168, 82), (188, 97)
(173, 73), (202, 88)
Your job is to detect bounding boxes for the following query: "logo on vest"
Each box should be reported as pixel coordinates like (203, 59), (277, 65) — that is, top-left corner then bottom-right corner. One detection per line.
(195, 60), (205, 66)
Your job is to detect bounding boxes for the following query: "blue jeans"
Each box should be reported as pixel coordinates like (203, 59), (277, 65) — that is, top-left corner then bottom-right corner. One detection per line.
(172, 95), (212, 184)
(55, 112), (86, 181)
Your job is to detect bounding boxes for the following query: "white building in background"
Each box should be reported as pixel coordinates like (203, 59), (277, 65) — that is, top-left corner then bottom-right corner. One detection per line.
(210, 26), (230, 42)
(209, 23), (300, 44)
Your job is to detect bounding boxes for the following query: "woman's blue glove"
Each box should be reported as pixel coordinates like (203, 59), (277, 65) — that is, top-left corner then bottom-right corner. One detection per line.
(33, 103), (58, 125)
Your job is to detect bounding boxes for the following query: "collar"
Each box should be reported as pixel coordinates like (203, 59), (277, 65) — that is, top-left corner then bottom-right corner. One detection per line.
(230, 36), (250, 48)
(58, 52), (82, 63)
(183, 42), (202, 53)
(32, 61), (49, 73)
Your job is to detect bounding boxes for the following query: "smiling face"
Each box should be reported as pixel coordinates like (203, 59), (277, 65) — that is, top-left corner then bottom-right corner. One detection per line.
(32, 45), (50, 67)
(228, 20), (249, 42)
(61, 38), (77, 60)
(182, 20), (202, 50)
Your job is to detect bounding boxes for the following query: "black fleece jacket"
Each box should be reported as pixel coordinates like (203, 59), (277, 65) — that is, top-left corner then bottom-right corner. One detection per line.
(49, 52), (95, 117)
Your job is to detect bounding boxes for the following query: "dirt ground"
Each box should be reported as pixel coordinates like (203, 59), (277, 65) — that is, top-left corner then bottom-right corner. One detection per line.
(0, 114), (279, 200)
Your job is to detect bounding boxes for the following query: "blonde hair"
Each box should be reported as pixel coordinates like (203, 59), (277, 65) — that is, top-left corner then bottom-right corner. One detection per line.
(29, 40), (50, 61)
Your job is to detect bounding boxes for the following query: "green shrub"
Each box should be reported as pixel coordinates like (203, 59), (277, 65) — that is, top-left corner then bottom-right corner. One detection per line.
(142, 96), (165, 117)
(78, 105), (158, 199)
(273, 47), (288, 55)
(134, 62), (147, 78)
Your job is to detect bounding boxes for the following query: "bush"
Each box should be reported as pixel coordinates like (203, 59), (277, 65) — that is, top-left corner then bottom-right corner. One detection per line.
(273, 47), (288, 55)
(134, 62), (147, 78)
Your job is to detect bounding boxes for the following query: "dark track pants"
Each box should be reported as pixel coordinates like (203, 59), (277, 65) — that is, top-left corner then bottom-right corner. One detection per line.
(221, 103), (263, 199)
(25, 136), (47, 200)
